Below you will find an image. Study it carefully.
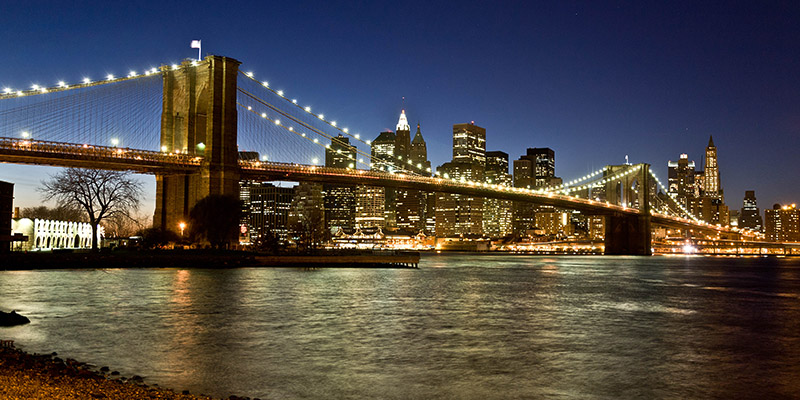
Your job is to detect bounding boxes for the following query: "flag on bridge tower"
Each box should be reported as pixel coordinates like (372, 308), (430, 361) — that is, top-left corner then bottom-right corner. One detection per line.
(191, 40), (201, 60)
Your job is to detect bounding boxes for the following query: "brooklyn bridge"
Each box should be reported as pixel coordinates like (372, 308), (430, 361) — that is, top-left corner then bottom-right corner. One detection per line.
(0, 55), (753, 254)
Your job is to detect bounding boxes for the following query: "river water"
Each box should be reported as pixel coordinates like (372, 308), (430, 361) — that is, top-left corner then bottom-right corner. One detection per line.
(2, 254), (800, 399)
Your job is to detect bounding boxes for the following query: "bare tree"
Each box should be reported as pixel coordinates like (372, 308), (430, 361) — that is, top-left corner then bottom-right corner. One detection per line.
(21, 204), (86, 222)
(40, 168), (143, 250)
(103, 212), (150, 238)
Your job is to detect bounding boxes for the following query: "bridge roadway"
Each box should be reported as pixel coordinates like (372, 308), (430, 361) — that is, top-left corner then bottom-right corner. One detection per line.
(0, 137), (737, 236)
(0, 137), (201, 173)
(240, 161), (733, 235)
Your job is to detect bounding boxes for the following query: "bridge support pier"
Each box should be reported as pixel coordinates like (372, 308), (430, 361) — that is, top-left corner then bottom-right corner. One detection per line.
(603, 163), (653, 255)
(604, 213), (652, 255)
(153, 56), (241, 233)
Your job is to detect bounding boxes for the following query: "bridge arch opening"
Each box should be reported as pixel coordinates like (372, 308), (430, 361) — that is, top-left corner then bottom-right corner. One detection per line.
(194, 86), (209, 156)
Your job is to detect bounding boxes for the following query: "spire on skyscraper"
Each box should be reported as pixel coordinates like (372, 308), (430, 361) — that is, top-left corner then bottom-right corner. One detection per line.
(708, 135), (715, 148)
(412, 123), (425, 144)
(396, 109), (410, 132)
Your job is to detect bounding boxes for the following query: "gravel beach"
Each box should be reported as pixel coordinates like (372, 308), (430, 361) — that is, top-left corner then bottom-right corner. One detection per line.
(0, 345), (255, 400)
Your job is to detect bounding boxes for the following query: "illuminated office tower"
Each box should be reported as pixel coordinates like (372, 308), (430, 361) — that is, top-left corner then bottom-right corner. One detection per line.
(483, 151), (513, 238)
(667, 153), (697, 210)
(512, 148), (557, 235)
(323, 135), (357, 232)
(739, 190), (763, 231)
(242, 182), (294, 244)
(395, 115), (428, 232)
(703, 136), (722, 200)
(765, 204), (800, 242)
(435, 122), (487, 236)
(355, 185), (385, 228)
(371, 129), (396, 228)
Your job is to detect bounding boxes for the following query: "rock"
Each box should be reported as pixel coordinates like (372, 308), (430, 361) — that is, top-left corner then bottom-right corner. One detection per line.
(0, 310), (30, 326)
(100, 366), (110, 372)
(110, 370), (120, 376)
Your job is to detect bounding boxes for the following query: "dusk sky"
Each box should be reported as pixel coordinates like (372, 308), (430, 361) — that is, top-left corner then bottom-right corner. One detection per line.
(1, 1), (799, 217)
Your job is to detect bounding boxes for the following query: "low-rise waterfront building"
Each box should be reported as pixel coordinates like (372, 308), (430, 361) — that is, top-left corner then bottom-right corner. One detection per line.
(10, 218), (99, 251)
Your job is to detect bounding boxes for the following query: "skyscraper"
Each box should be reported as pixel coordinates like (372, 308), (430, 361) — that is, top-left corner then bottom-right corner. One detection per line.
(410, 123), (432, 173)
(692, 136), (728, 225)
(703, 136), (722, 200)
(354, 185), (385, 228)
(739, 190), (763, 231)
(512, 148), (558, 235)
(395, 114), (427, 232)
(483, 151), (513, 238)
(452, 122), (486, 166)
(397, 123), (432, 233)
(435, 122), (487, 237)
(368, 130), (396, 228)
(435, 161), (484, 236)
(667, 153), (697, 210)
(324, 135), (357, 232)
(411, 124), (436, 234)
(242, 182), (294, 244)
(394, 110), (411, 167)
(765, 204), (800, 242)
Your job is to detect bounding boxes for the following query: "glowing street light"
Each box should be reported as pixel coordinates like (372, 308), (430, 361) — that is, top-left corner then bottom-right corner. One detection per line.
(179, 222), (186, 237)
(21, 131), (29, 138)
(111, 138), (119, 147)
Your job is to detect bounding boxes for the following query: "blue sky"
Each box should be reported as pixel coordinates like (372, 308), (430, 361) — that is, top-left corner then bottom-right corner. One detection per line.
(1, 0), (799, 217)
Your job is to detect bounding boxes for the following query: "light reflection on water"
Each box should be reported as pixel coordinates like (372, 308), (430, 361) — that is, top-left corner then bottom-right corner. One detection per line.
(2, 255), (800, 399)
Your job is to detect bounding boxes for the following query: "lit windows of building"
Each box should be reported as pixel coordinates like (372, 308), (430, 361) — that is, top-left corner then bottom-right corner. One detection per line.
(765, 203), (800, 242)
(703, 136), (722, 200)
(512, 147), (558, 235)
(435, 161), (484, 237)
(483, 151), (513, 238)
(324, 135), (357, 232)
(355, 185), (385, 228)
(739, 190), (763, 231)
(452, 122), (486, 166)
(667, 153), (697, 210)
(242, 182), (294, 245)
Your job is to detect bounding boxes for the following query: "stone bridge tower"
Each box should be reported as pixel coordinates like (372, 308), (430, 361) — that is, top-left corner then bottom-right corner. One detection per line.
(604, 163), (652, 255)
(154, 56), (241, 231)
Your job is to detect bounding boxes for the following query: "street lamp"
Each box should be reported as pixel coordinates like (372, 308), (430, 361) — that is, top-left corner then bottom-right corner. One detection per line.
(179, 222), (186, 237)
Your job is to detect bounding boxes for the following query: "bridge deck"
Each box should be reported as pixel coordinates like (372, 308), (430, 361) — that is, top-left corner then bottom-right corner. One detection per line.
(0, 138), (743, 236)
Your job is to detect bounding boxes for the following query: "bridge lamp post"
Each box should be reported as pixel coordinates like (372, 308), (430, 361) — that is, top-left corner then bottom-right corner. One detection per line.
(179, 222), (186, 237)
(21, 131), (29, 139)
(111, 138), (119, 147)
(312, 158), (318, 164)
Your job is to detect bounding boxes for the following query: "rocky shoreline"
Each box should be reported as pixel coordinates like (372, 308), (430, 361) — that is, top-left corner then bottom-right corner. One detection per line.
(0, 345), (258, 400)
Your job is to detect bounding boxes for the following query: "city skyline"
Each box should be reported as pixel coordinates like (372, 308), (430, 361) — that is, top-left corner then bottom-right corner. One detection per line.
(1, 1), (799, 215)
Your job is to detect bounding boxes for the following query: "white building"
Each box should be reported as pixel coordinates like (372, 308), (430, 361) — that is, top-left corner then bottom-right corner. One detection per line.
(10, 218), (101, 251)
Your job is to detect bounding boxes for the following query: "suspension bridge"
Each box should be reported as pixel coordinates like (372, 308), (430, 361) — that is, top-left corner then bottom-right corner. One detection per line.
(0, 55), (754, 254)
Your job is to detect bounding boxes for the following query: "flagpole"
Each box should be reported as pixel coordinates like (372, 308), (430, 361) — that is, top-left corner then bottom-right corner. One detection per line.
(197, 40), (201, 61)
